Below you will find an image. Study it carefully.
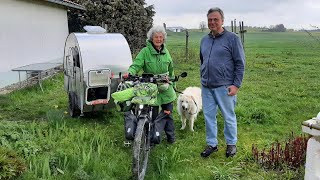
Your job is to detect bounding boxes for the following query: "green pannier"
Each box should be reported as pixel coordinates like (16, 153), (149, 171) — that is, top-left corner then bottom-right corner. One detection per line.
(111, 83), (135, 112)
(111, 87), (134, 102)
(131, 83), (158, 105)
(112, 82), (159, 111)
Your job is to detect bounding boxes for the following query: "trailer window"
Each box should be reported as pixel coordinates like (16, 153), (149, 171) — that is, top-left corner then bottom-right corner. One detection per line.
(66, 48), (74, 76)
(72, 47), (80, 68)
(87, 87), (109, 102)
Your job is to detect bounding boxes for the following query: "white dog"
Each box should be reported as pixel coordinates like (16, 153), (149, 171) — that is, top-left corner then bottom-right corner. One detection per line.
(177, 87), (202, 132)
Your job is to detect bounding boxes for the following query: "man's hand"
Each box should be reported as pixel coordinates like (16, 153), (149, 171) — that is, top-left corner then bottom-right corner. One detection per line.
(227, 85), (239, 96)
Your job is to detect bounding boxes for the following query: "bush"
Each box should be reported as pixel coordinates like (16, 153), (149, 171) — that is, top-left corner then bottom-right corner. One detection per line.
(252, 133), (309, 170)
(0, 146), (26, 179)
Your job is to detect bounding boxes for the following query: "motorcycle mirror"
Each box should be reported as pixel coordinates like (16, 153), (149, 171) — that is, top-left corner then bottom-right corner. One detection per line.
(180, 72), (187, 78)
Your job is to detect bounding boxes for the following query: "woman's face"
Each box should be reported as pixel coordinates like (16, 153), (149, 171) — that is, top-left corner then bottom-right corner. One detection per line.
(152, 32), (164, 50)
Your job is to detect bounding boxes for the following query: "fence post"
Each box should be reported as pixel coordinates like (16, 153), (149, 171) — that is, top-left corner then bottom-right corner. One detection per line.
(241, 21), (244, 47)
(101, 22), (108, 32)
(239, 21), (242, 44)
(231, 20), (234, 32)
(234, 19), (237, 33)
(238, 21), (247, 49)
(185, 29), (189, 62)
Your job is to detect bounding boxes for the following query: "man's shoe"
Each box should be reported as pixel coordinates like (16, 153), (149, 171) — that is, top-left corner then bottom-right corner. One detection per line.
(226, 145), (237, 157)
(200, 145), (218, 157)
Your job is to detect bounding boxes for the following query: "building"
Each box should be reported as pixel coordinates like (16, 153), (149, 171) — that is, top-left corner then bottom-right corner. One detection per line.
(166, 26), (186, 33)
(0, 0), (84, 88)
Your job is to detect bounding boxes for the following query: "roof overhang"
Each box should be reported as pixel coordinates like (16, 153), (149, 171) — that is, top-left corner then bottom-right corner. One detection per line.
(44, 0), (86, 11)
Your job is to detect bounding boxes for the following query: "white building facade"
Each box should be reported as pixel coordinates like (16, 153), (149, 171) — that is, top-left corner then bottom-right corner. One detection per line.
(166, 26), (185, 32)
(0, 0), (84, 88)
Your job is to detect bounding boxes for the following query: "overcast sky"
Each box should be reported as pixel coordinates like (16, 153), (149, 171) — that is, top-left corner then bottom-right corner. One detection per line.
(145, 0), (320, 30)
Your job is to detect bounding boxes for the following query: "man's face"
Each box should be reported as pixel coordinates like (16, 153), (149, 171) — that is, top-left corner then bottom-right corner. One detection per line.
(207, 11), (224, 34)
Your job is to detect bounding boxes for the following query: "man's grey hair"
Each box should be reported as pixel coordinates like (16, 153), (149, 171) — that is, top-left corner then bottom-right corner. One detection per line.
(207, 7), (224, 20)
(147, 26), (167, 41)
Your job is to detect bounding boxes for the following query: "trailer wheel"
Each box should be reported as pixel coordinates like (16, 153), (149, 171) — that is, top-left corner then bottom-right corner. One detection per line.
(68, 92), (80, 117)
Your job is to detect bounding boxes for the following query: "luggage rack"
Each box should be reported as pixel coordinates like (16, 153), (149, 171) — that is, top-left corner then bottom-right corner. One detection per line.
(12, 62), (62, 92)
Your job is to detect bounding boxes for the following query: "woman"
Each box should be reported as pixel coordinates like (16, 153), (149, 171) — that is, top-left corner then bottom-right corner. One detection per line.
(125, 25), (176, 144)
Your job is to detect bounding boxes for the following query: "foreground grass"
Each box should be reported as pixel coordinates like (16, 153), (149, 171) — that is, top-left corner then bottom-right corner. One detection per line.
(1, 31), (320, 179)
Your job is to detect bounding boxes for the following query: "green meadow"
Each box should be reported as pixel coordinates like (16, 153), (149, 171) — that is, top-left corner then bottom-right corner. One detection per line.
(1, 30), (320, 179)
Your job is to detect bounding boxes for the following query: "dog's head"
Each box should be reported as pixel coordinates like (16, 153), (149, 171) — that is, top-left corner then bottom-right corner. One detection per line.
(178, 94), (194, 113)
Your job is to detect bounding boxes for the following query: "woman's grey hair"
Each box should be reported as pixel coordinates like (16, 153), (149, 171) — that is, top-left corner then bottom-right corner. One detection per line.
(147, 26), (167, 41)
(207, 7), (224, 20)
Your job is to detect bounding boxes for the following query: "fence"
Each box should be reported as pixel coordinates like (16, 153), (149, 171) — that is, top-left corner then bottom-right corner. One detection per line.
(169, 19), (247, 62)
(231, 19), (247, 48)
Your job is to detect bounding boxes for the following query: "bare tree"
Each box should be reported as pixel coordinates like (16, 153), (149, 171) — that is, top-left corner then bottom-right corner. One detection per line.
(199, 21), (206, 32)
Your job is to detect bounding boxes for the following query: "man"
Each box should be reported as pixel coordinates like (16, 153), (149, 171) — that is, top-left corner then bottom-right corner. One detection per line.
(199, 7), (245, 158)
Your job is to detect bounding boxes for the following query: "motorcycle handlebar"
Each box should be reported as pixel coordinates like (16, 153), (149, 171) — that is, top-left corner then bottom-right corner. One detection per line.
(120, 72), (187, 84)
(124, 74), (178, 83)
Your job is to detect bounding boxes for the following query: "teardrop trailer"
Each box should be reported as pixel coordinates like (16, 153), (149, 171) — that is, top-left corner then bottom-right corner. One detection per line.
(63, 26), (132, 117)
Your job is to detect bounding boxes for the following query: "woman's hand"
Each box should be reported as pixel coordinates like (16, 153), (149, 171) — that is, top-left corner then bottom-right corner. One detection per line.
(164, 75), (170, 83)
(122, 73), (130, 79)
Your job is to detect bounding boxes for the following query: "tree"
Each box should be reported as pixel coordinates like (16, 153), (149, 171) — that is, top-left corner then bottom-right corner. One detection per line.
(269, 25), (275, 30)
(274, 24), (286, 32)
(67, 0), (155, 53)
(264, 24), (286, 32)
(199, 21), (206, 32)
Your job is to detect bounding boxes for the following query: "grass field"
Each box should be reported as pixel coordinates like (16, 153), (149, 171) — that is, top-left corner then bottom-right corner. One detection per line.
(1, 30), (320, 179)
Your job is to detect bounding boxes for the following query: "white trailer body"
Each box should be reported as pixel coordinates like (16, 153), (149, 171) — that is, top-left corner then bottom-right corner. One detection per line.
(63, 27), (132, 116)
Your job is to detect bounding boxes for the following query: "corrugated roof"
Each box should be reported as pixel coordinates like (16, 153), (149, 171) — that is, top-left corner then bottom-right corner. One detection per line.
(44, 0), (86, 10)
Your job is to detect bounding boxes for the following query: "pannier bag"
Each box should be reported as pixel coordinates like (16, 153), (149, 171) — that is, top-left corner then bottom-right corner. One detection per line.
(111, 87), (134, 102)
(111, 82), (134, 112)
(131, 83), (158, 105)
(124, 111), (137, 140)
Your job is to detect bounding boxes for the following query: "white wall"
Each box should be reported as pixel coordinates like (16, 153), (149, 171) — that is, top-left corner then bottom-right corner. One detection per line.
(0, 0), (69, 88)
(167, 28), (182, 32)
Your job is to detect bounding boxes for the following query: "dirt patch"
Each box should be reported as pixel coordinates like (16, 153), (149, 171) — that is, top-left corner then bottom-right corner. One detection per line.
(0, 80), (32, 95)
(0, 89), (13, 95)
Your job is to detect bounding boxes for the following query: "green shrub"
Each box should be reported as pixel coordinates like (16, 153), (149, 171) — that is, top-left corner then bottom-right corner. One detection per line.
(0, 146), (26, 179)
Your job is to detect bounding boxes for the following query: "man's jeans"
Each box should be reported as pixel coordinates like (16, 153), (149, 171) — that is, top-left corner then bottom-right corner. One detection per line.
(202, 85), (237, 147)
